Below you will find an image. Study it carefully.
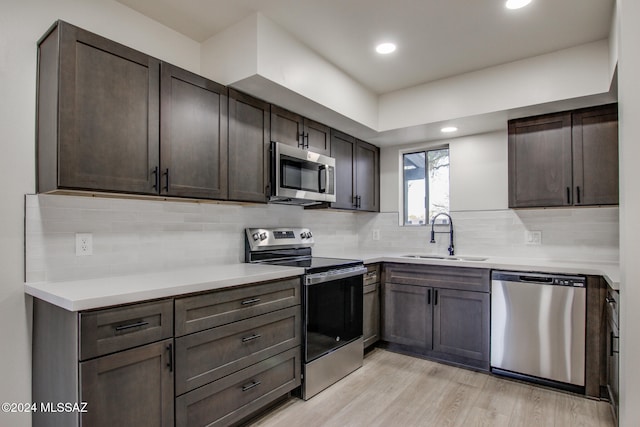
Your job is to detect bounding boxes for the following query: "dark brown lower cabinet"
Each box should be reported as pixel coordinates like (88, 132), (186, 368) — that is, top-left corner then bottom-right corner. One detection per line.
(80, 339), (174, 427)
(32, 277), (303, 427)
(176, 347), (300, 427)
(382, 264), (490, 370)
(432, 289), (489, 363)
(383, 283), (432, 350)
(363, 264), (381, 349)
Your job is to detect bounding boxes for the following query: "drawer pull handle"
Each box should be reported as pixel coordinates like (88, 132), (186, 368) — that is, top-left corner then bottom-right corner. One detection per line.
(242, 334), (262, 343)
(241, 380), (261, 392)
(241, 298), (261, 306)
(114, 321), (149, 332)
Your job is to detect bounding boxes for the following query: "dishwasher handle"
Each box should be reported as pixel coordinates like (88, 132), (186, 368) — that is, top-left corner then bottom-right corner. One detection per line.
(518, 275), (553, 284)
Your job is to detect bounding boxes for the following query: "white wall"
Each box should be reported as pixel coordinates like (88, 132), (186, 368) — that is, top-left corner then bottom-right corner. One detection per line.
(200, 13), (258, 86)
(379, 130), (509, 213)
(617, 0), (640, 425)
(0, 2), (200, 426)
(379, 40), (611, 132)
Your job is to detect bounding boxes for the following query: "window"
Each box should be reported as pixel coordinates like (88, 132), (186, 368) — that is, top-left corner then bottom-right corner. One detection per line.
(403, 148), (450, 225)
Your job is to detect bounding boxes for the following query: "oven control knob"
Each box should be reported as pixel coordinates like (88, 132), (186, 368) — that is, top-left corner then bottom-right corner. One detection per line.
(300, 232), (308, 239)
(259, 232), (267, 241)
(252, 232), (260, 241)
(307, 231), (313, 238)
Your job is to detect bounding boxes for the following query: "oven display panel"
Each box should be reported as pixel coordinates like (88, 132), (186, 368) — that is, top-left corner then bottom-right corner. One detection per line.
(273, 231), (295, 239)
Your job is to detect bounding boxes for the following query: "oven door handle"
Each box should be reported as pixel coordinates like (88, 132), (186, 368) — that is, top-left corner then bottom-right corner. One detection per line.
(305, 266), (367, 286)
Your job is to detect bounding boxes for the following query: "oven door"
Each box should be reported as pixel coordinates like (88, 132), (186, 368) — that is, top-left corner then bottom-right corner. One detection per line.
(272, 142), (336, 203)
(304, 267), (365, 362)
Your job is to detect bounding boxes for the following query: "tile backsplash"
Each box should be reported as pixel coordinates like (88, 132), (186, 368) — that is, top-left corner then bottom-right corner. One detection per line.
(357, 207), (619, 262)
(25, 194), (358, 282)
(25, 194), (619, 283)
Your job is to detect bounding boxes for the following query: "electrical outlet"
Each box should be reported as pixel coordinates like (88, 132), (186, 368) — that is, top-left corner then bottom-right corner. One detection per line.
(524, 230), (542, 245)
(372, 229), (380, 241)
(75, 233), (93, 256)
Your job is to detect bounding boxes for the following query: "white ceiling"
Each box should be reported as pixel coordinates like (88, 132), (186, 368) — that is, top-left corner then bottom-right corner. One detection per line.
(116, 0), (614, 94)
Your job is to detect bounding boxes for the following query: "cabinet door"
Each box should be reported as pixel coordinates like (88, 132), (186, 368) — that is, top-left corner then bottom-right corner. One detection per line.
(330, 129), (356, 209)
(228, 89), (270, 203)
(355, 140), (380, 212)
(382, 283), (432, 350)
(55, 22), (160, 194)
(432, 288), (489, 366)
(572, 104), (619, 206)
(270, 105), (304, 149)
(304, 118), (331, 156)
(508, 112), (573, 208)
(80, 339), (174, 427)
(161, 64), (228, 199)
(363, 282), (380, 349)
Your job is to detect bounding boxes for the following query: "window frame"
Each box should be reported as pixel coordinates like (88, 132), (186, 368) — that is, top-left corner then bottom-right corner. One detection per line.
(401, 145), (450, 227)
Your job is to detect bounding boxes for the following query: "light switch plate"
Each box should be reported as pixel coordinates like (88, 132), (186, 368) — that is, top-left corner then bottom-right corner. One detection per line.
(524, 230), (542, 245)
(372, 229), (380, 241)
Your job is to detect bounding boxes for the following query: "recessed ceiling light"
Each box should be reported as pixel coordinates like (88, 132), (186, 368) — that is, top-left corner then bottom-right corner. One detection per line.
(376, 43), (396, 54)
(441, 126), (458, 133)
(505, 0), (532, 10)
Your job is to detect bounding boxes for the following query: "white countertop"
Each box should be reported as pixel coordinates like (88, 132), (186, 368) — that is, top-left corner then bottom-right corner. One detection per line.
(320, 250), (620, 291)
(25, 252), (619, 312)
(25, 263), (305, 312)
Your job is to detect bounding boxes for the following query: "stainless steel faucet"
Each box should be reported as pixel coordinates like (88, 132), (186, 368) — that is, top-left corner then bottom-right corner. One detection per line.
(430, 212), (454, 256)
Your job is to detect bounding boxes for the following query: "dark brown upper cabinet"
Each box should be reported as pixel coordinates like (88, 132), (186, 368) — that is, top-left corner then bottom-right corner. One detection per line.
(37, 21), (229, 201)
(160, 64), (228, 199)
(330, 130), (379, 212)
(572, 104), (619, 206)
(508, 103), (618, 208)
(270, 105), (331, 156)
(38, 21), (160, 195)
(228, 89), (270, 203)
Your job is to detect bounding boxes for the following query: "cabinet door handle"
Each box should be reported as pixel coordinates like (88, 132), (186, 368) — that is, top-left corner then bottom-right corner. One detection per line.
(299, 132), (305, 148)
(163, 168), (169, 192)
(305, 132), (309, 149)
(566, 187), (571, 204)
(241, 380), (261, 392)
(241, 333), (262, 343)
(576, 186), (581, 204)
(434, 289), (438, 306)
(611, 332), (619, 356)
(151, 166), (159, 191)
(241, 297), (261, 306)
(352, 195), (358, 208)
(427, 289), (431, 305)
(167, 343), (173, 372)
(114, 321), (149, 331)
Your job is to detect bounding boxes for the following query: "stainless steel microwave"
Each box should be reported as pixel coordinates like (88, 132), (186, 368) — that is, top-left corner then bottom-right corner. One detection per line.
(270, 141), (336, 206)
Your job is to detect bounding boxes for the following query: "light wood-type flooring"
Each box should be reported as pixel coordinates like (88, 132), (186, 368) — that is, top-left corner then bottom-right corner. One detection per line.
(248, 348), (614, 427)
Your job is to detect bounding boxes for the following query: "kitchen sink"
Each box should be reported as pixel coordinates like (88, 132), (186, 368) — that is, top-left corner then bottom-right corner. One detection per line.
(401, 254), (488, 262)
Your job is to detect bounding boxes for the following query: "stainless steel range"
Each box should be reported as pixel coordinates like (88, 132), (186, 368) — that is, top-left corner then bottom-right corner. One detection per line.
(245, 227), (366, 400)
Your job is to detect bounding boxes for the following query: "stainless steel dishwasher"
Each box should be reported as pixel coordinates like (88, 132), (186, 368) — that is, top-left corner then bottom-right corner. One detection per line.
(491, 271), (586, 392)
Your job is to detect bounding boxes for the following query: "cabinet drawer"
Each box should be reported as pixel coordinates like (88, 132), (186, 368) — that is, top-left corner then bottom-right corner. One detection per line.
(175, 277), (300, 336)
(175, 306), (301, 395)
(175, 347), (301, 427)
(79, 300), (173, 360)
(364, 264), (380, 286)
(385, 263), (489, 293)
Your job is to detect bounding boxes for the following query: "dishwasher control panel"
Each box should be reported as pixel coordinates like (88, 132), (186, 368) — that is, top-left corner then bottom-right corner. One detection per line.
(551, 277), (585, 287)
(491, 271), (586, 287)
